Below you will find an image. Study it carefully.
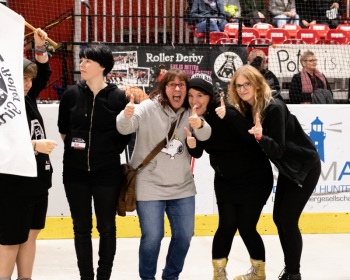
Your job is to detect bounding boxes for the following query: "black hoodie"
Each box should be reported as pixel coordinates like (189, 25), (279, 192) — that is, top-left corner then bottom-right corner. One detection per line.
(58, 81), (130, 176)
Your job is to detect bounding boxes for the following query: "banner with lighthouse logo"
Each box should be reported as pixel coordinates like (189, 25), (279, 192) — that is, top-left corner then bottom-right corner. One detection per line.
(0, 4), (37, 177)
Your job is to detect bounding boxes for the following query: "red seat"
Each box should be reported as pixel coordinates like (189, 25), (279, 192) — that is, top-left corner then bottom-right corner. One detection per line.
(315, 39), (340, 45)
(265, 28), (290, 44)
(241, 27), (260, 44)
(249, 38), (273, 45)
(217, 37), (239, 45)
(209, 32), (229, 44)
(283, 38), (306, 44)
(281, 23), (301, 38)
(309, 24), (330, 38)
(325, 29), (349, 44)
(253, 23), (274, 38)
(336, 24), (350, 35)
(224, 22), (241, 38)
(194, 28), (205, 39)
(296, 29), (320, 44)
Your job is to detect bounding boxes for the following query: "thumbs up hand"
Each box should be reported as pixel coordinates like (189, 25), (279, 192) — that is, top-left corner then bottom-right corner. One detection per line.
(124, 94), (135, 119)
(248, 112), (263, 140)
(189, 105), (204, 129)
(215, 94), (226, 119)
(184, 127), (196, 149)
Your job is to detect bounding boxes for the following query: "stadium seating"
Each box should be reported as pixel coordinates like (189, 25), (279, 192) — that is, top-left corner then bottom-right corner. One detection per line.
(283, 38), (306, 44)
(336, 24), (350, 35)
(265, 28), (290, 44)
(224, 22), (241, 38)
(249, 38), (273, 45)
(296, 29), (320, 44)
(309, 24), (330, 38)
(325, 29), (349, 44)
(241, 27), (260, 44)
(281, 23), (301, 38)
(217, 37), (239, 45)
(253, 23), (274, 38)
(315, 39), (340, 44)
(209, 32), (229, 44)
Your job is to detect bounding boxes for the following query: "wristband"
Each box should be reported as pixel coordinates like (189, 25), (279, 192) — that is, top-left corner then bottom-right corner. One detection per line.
(255, 135), (262, 141)
(35, 45), (47, 56)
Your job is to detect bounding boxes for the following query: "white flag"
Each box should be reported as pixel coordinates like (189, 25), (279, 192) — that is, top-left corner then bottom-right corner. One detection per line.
(0, 4), (37, 176)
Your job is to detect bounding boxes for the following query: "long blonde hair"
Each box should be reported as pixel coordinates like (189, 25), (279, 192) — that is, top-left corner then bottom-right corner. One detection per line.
(227, 65), (273, 122)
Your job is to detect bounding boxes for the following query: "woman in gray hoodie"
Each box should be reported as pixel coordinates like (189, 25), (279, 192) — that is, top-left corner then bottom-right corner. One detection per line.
(117, 69), (211, 280)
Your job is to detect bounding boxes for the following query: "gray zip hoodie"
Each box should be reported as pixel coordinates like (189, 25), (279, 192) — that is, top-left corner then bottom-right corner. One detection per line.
(117, 98), (211, 201)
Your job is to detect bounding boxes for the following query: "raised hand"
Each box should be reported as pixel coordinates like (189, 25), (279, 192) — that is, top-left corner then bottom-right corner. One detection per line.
(215, 94), (226, 119)
(188, 105), (203, 129)
(34, 139), (58, 155)
(184, 127), (196, 149)
(248, 112), (263, 139)
(34, 28), (48, 46)
(124, 94), (135, 119)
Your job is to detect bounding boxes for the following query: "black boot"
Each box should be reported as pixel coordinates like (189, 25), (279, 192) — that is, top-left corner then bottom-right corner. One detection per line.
(278, 268), (301, 280)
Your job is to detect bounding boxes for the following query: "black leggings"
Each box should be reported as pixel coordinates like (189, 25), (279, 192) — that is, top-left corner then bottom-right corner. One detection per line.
(64, 182), (118, 280)
(212, 202), (266, 261)
(273, 162), (321, 274)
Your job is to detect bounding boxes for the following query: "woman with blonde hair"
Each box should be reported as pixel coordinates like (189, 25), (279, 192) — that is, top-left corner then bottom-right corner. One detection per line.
(228, 64), (321, 280)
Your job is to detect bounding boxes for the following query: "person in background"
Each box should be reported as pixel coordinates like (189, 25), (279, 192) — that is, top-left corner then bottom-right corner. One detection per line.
(317, 0), (344, 28)
(228, 64), (321, 280)
(248, 49), (281, 96)
(191, 0), (228, 32)
(295, 0), (317, 28)
(240, 0), (267, 27)
(0, 28), (57, 280)
(57, 44), (145, 280)
(269, 0), (299, 28)
(289, 50), (332, 104)
(116, 69), (211, 280)
(186, 73), (273, 280)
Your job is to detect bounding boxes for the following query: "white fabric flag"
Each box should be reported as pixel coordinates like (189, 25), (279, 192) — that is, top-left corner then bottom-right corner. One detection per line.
(0, 4), (37, 176)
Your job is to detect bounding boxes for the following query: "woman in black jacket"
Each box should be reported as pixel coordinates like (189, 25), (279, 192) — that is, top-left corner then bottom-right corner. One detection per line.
(58, 45), (133, 280)
(186, 73), (273, 280)
(228, 65), (321, 280)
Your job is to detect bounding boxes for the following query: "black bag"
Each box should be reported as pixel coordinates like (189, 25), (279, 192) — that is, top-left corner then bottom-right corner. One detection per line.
(249, 11), (266, 26)
(311, 89), (334, 104)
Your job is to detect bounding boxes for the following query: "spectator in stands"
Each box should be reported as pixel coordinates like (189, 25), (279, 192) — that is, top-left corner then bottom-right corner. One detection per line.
(223, 0), (241, 22)
(117, 69), (211, 280)
(248, 49), (281, 96)
(269, 0), (300, 28)
(228, 64), (321, 280)
(191, 0), (228, 32)
(240, 0), (267, 27)
(289, 50), (333, 104)
(186, 73), (273, 280)
(0, 28), (57, 280)
(317, 0), (344, 28)
(296, 0), (317, 28)
(58, 44), (138, 280)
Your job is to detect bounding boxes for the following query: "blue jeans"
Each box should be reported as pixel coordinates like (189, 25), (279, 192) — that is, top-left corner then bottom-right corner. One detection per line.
(273, 14), (300, 28)
(196, 19), (227, 32)
(137, 196), (195, 280)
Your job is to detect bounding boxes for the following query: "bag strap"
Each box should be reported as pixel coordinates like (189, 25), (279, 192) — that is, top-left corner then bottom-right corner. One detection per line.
(136, 110), (185, 170)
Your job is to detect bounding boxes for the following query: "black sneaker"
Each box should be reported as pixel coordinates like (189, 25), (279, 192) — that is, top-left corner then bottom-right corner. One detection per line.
(278, 268), (301, 280)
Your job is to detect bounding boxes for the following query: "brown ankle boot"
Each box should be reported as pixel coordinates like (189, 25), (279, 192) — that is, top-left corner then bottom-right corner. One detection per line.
(212, 258), (228, 280)
(234, 258), (266, 280)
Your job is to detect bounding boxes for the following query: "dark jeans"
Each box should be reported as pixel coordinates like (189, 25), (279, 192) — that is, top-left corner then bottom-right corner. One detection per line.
(212, 202), (266, 261)
(64, 182), (118, 280)
(273, 162), (321, 274)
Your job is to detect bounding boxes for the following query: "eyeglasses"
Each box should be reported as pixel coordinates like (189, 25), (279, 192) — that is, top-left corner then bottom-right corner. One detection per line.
(305, 59), (318, 63)
(167, 82), (186, 89)
(234, 82), (251, 91)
